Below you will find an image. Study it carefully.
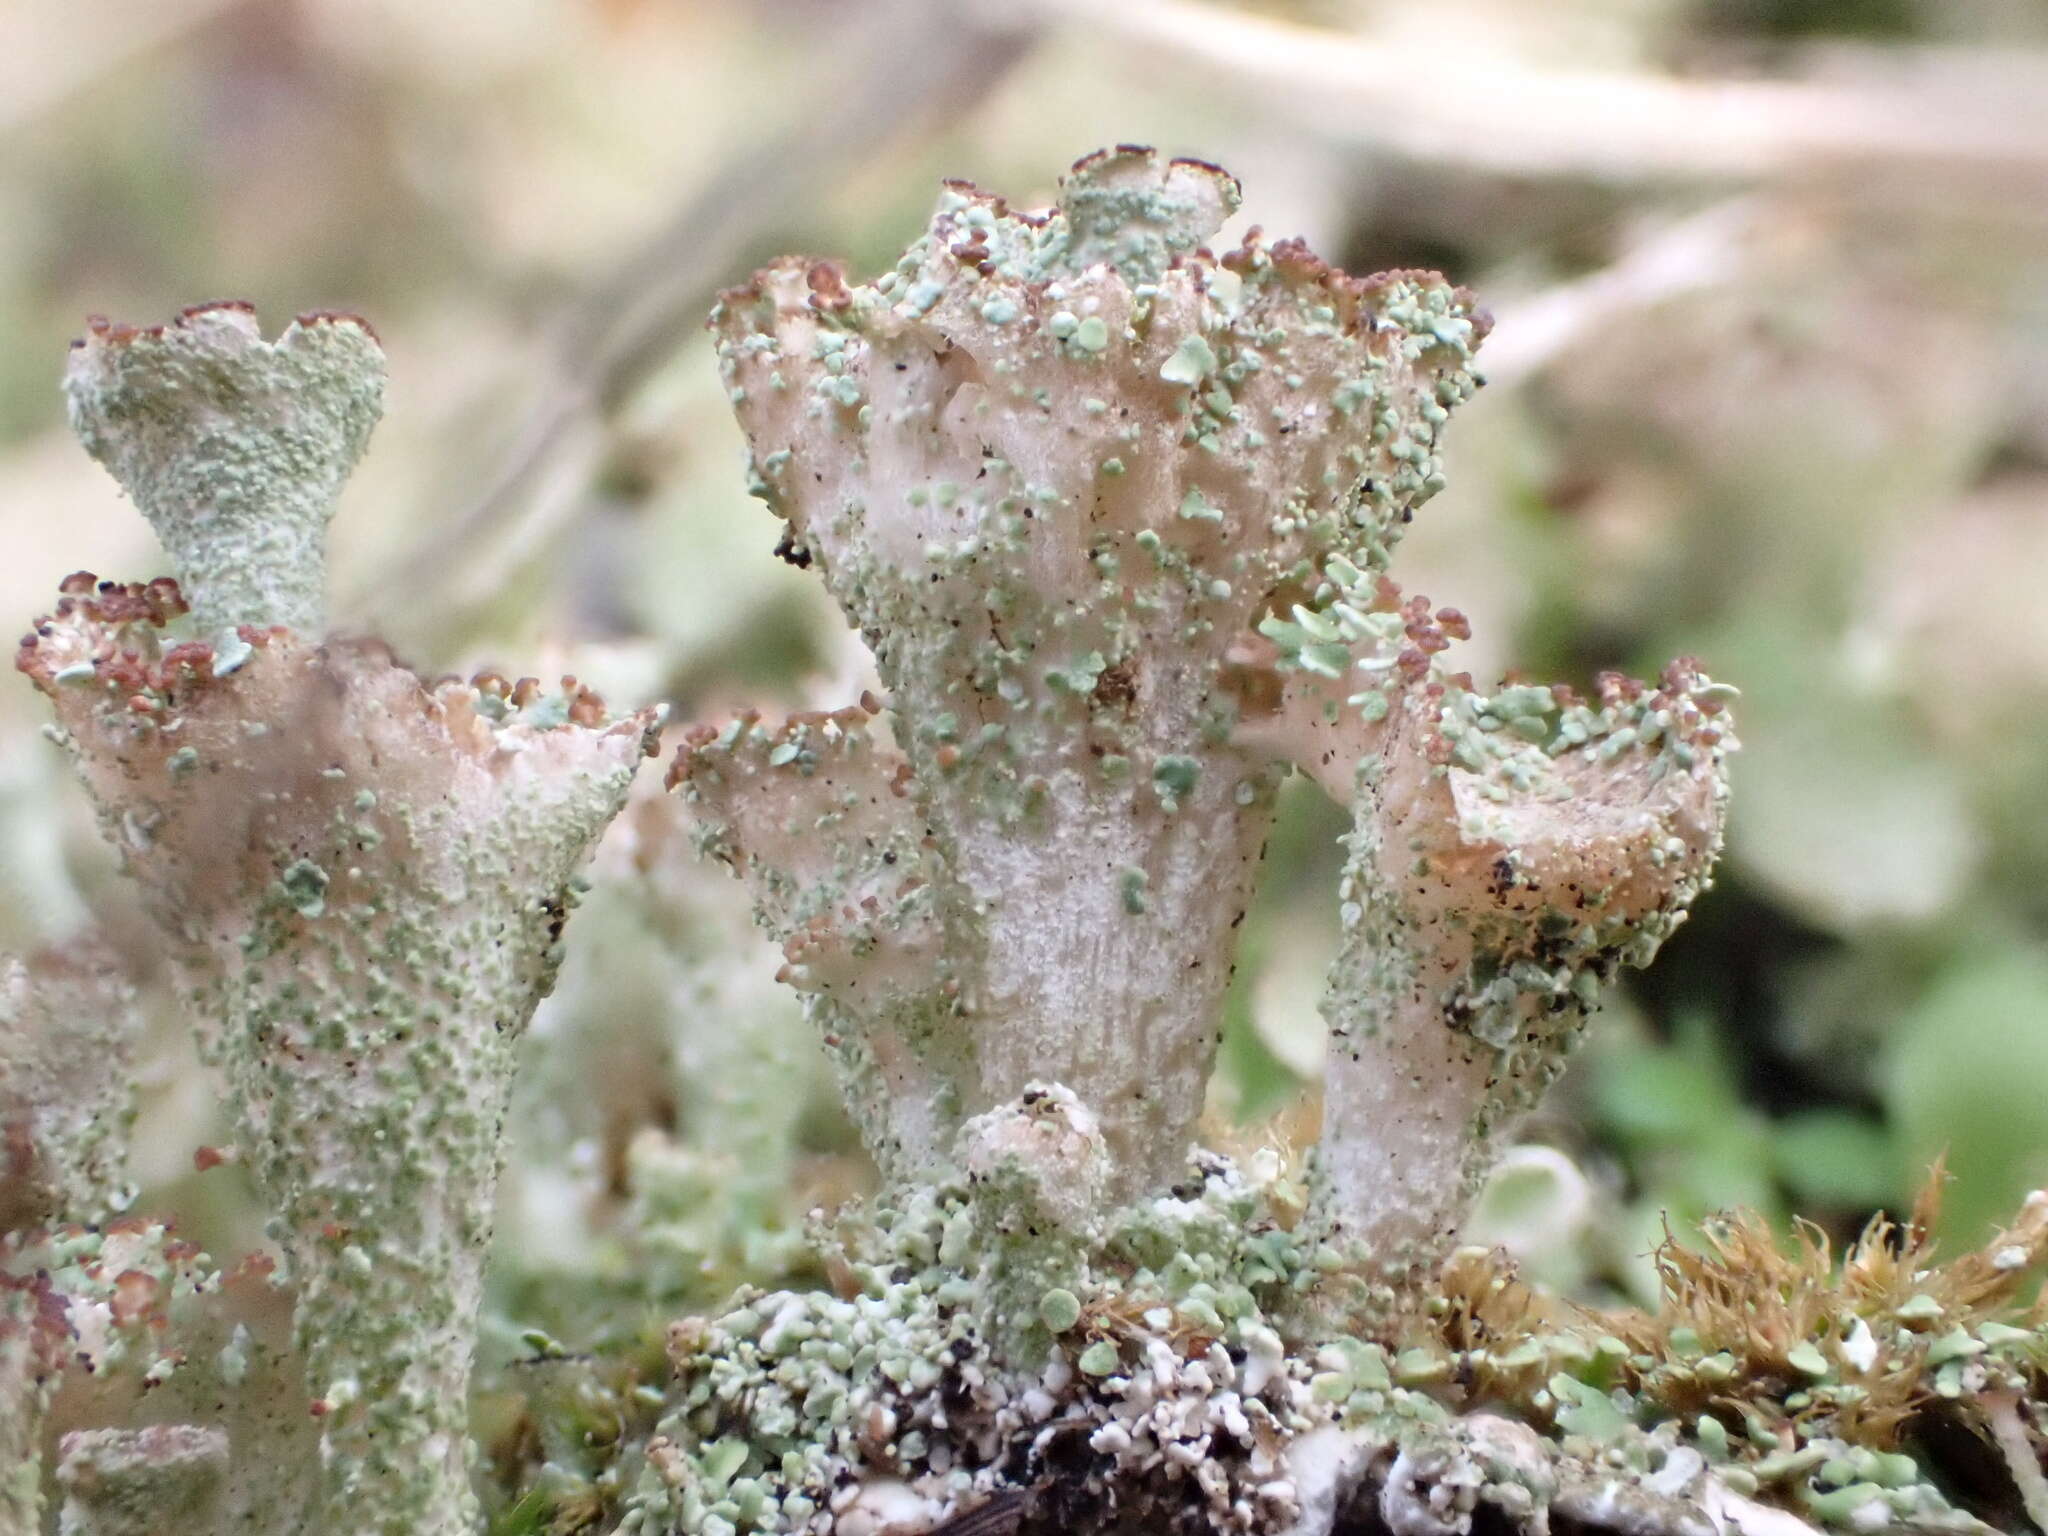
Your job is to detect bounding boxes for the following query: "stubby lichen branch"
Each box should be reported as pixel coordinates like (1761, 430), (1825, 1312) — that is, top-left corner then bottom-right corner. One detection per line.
(699, 145), (1484, 1201)
(64, 302), (384, 638)
(2, 1217), (230, 1536)
(0, 942), (141, 1533)
(668, 704), (958, 1178)
(56, 1426), (230, 1536)
(1239, 568), (1733, 1309)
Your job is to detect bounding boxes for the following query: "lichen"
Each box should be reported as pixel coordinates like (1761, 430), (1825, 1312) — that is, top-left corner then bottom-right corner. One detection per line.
(63, 302), (385, 637)
(488, 764), (825, 1350)
(2, 1215), (233, 1532)
(19, 304), (664, 1536)
(622, 1132), (2048, 1536)
(628, 147), (1747, 1536)
(56, 1425), (230, 1535)
(1239, 561), (1733, 1308)
(701, 145), (1487, 1202)
(668, 704), (958, 1180)
(18, 577), (661, 1533)
(8, 157), (1775, 1536)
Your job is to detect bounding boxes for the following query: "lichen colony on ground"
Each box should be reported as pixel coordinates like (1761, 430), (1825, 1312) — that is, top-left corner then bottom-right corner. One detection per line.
(17, 148), (2048, 1536)
(11, 303), (661, 1536)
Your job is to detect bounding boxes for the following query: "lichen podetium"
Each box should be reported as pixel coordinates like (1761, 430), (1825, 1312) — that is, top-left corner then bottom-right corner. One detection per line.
(64, 303), (384, 640)
(24, 141), (2048, 1536)
(686, 146), (1497, 1201)
(19, 307), (662, 1535)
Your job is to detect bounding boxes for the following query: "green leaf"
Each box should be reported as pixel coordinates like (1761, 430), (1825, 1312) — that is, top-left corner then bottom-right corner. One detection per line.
(1770, 1111), (1898, 1211)
(1884, 946), (2048, 1247)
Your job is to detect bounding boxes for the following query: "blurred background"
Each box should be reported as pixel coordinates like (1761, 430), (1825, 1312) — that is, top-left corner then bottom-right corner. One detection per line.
(5, 0), (2048, 1343)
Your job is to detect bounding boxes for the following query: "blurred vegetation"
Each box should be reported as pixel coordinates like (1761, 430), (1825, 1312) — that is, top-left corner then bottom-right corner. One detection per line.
(4, 0), (2047, 1401)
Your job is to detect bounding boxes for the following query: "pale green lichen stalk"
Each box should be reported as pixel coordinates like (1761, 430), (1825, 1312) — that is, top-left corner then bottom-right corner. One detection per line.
(700, 145), (1485, 1200)
(1, 1280), (57, 1533)
(1243, 566), (1733, 1307)
(64, 302), (384, 637)
(2, 1217), (229, 1536)
(20, 587), (660, 1534)
(0, 943), (141, 1533)
(20, 305), (663, 1535)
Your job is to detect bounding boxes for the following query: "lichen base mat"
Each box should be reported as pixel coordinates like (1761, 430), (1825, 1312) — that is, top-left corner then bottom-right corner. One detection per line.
(621, 1153), (2048, 1536)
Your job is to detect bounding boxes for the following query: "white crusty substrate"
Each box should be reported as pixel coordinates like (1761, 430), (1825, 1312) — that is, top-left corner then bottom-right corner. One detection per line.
(694, 146), (1487, 1200)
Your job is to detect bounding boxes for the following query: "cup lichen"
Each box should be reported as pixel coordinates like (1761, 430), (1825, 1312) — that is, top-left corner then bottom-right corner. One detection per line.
(1239, 565), (1734, 1312)
(18, 306), (663, 1536)
(635, 147), (1738, 1536)
(700, 144), (1489, 1204)
(63, 302), (385, 639)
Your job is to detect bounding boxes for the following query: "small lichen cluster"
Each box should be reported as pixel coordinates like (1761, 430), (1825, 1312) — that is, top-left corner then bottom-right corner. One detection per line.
(489, 772), (825, 1341)
(1, 1216), (240, 1533)
(690, 145), (1728, 1271)
(64, 303), (384, 639)
(12, 303), (663, 1534)
(617, 147), (1747, 1536)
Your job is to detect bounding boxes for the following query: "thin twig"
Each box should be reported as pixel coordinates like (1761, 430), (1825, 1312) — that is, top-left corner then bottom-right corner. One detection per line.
(1476, 200), (1759, 389)
(1016, 0), (2048, 186)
